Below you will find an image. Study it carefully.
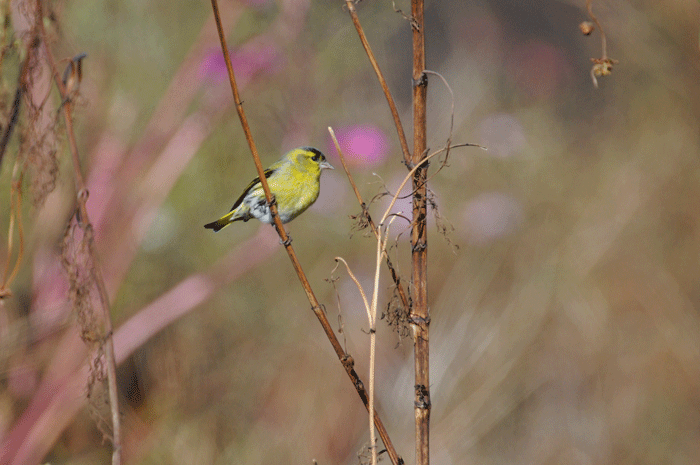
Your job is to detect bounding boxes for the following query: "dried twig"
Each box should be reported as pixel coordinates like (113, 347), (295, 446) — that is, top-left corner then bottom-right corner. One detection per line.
(422, 70), (453, 164)
(391, 0), (419, 30)
(0, 165), (24, 300)
(331, 141), (455, 465)
(0, 79), (25, 168)
(329, 126), (412, 328)
(335, 209), (397, 465)
(0, 19), (43, 300)
(36, 1), (122, 463)
(409, 1), (430, 463)
(585, 0), (618, 88)
(344, 0), (411, 167)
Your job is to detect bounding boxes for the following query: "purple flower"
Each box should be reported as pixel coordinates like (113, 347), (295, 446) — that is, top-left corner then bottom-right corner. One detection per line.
(330, 124), (390, 167)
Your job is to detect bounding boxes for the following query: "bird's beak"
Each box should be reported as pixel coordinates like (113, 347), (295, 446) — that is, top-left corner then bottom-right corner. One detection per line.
(320, 160), (334, 170)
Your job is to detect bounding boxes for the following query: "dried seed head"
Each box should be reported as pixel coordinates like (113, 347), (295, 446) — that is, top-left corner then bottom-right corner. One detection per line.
(579, 21), (595, 36)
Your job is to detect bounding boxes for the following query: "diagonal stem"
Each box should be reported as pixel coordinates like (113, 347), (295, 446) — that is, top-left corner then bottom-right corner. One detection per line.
(328, 127), (412, 318)
(344, 0), (411, 167)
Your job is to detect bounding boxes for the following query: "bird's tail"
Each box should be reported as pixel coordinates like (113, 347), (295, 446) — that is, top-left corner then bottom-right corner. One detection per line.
(204, 211), (235, 232)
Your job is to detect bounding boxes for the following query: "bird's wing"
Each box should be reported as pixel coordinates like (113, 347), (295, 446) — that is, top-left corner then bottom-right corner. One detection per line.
(228, 167), (277, 212)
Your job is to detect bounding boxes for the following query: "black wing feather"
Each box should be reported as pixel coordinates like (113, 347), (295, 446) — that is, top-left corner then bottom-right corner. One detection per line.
(228, 167), (276, 212)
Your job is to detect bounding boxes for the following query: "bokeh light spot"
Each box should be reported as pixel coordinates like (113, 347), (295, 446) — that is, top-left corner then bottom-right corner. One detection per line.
(462, 192), (524, 243)
(329, 124), (390, 167)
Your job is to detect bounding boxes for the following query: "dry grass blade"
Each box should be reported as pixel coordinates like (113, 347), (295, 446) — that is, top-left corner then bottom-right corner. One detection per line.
(0, 166), (24, 299)
(334, 256), (378, 463)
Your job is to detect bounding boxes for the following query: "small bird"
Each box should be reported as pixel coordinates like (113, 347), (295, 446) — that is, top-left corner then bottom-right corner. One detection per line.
(204, 146), (334, 232)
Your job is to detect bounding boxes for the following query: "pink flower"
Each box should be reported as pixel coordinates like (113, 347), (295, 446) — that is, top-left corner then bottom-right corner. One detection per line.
(330, 125), (390, 167)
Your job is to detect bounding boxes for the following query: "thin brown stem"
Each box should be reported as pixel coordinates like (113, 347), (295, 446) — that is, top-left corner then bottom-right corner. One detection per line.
(328, 127), (411, 317)
(410, 0), (430, 464)
(0, 25), (37, 169)
(335, 256), (377, 462)
(0, 31), (38, 299)
(210, 2), (403, 464)
(0, 168), (24, 299)
(344, 0), (411, 167)
(209, 0), (280, 237)
(0, 84), (23, 168)
(335, 212), (397, 465)
(586, 0), (607, 59)
(36, 2), (121, 463)
(585, 0), (617, 88)
(422, 70), (453, 162)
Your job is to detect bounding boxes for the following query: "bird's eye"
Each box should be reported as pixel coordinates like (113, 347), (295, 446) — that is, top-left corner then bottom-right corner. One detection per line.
(312, 153), (321, 162)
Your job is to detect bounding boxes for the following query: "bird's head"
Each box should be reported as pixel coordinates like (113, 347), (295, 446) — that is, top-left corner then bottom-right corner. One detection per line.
(292, 147), (334, 174)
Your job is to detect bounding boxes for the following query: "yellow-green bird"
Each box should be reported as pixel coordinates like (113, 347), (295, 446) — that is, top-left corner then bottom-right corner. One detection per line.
(204, 146), (334, 232)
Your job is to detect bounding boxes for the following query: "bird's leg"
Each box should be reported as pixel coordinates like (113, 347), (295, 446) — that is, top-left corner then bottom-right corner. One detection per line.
(267, 193), (277, 211)
(280, 234), (293, 246)
(266, 194), (292, 245)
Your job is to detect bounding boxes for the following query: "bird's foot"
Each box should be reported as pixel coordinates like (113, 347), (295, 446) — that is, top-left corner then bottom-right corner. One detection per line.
(280, 233), (292, 246)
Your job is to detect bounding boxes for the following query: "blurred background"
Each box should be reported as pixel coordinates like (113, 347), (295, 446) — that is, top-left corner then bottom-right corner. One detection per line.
(1, 0), (700, 463)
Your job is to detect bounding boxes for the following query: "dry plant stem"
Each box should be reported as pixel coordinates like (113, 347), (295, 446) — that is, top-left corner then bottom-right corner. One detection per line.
(1, 169), (24, 298)
(367, 216), (397, 464)
(422, 71), (453, 159)
(0, 88), (20, 167)
(209, 2), (402, 464)
(372, 148), (454, 464)
(586, 0), (607, 59)
(0, 33), (34, 168)
(210, 0), (276, 231)
(585, 0), (616, 88)
(379, 151), (438, 226)
(0, 84), (23, 168)
(335, 258), (372, 322)
(334, 219), (395, 465)
(351, 138), (449, 464)
(36, 2), (122, 463)
(333, 133), (464, 465)
(328, 127), (411, 314)
(411, 0), (430, 463)
(335, 256), (378, 463)
(64, 85), (124, 465)
(344, 0), (411, 166)
(1, 41), (36, 298)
